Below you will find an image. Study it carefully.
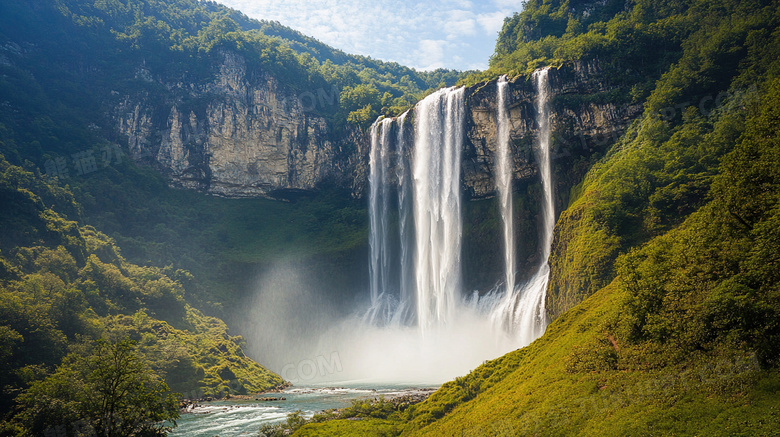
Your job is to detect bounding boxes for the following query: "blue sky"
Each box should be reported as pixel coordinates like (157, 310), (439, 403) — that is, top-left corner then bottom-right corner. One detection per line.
(215, 0), (525, 71)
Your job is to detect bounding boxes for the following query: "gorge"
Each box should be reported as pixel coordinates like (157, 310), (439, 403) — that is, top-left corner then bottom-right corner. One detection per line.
(3, 0), (779, 435)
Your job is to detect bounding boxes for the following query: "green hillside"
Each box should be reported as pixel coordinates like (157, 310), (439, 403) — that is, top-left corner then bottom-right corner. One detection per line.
(0, 154), (285, 434)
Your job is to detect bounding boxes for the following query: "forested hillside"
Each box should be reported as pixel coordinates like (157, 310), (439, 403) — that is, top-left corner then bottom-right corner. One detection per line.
(0, 154), (284, 434)
(0, 0), (463, 139)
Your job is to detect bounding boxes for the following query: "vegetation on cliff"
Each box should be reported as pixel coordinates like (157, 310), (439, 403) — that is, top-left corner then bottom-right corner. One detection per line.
(1, 0), (464, 135)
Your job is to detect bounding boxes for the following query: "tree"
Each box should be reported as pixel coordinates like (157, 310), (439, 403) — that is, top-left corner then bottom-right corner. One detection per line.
(16, 339), (180, 436)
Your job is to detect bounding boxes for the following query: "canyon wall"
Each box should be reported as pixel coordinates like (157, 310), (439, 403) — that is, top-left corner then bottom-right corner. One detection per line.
(114, 51), (361, 199)
(115, 54), (639, 203)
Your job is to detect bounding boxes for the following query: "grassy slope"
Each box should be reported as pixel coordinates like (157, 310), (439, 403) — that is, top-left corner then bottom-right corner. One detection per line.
(408, 287), (779, 436)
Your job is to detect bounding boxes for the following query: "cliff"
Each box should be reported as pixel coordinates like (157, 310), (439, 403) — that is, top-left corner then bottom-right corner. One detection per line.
(114, 51), (361, 199)
(114, 54), (638, 204)
(463, 60), (642, 291)
(463, 59), (641, 201)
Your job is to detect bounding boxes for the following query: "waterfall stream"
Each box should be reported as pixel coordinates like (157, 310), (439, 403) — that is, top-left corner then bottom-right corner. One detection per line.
(412, 87), (465, 331)
(496, 75), (516, 301)
(366, 69), (553, 347)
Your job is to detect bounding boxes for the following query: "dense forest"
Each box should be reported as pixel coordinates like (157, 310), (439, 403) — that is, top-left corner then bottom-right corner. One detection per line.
(1, 0), (779, 435)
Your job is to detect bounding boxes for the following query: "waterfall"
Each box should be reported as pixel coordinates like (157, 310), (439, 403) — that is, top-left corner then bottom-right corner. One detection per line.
(396, 111), (415, 324)
(367, 117), (395, 323)
(487, 68), (553, 345)
(364, 70), (551, 347)
(535, 69), (555, 263)
(510, 68), (553, 344)
(285, 72), (555, 384)
(413, 87), (465, 331)
(365, 87), (465, 331)
(496, 76), (515, 298)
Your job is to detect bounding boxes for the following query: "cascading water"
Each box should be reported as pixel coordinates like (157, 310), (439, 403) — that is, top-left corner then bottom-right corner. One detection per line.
(495, 75), (516, 300)
(395, 111), (415, 325)
(262, 70), (554, 385)
(523, 67), (555, 337)
(367, 117), (395, 324)
(412, 87), (465, 331)
(365, 87), (466, 330)
(365, 71), (553, 342)
(488, 68), (553, 345)
(534, 69), (555, 271)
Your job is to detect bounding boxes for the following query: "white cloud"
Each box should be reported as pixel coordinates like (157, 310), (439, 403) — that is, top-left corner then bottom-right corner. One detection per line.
(446, 10), (478, 38)
(492, 0), (524, 9)
(414, 39), (447, 71)
(477, 11), (511, 36)
(215, 0), (525, 71)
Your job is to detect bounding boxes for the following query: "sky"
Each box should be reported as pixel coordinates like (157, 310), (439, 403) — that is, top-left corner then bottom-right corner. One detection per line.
(214, 0), (525, 71)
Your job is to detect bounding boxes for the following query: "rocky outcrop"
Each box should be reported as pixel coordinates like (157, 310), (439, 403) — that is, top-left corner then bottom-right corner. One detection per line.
(115, 51), (358, 198)
(347, 60), (642, 201)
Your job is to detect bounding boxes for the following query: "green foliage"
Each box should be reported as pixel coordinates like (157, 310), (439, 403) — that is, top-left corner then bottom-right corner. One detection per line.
(0, 0), (465, 144)
(546, 0), (779, 319)
(259, 409), (308, 437)
(461, 0), (777, 92)
(15, 338), (179, 437)
(266, 397), (408, 436)
(619, 78), (780, 367)
(293, 418), (401, 437)
(0, 155), (284, 432)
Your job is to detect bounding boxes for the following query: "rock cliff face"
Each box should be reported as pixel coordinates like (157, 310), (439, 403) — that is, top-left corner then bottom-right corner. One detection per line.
(349, 59), (642, 202)
(462, 60), (643, 311)
(115, 54), (639, 202)
(115, 52), (359, 198)
(114, 53), (639, 204)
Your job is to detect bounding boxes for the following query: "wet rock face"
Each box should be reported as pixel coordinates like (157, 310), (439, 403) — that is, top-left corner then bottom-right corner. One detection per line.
(115, 51), (359, 198)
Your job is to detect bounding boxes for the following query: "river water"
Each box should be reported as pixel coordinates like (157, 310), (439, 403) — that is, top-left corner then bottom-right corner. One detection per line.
(168, 385), (433, 436)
